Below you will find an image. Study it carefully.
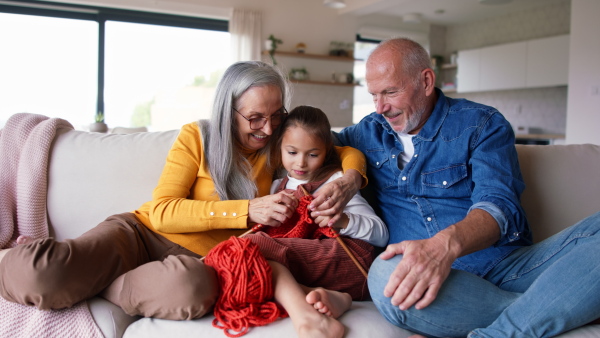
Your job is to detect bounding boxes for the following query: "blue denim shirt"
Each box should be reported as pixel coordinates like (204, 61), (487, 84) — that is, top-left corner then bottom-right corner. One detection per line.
(337, 89), (532, 277)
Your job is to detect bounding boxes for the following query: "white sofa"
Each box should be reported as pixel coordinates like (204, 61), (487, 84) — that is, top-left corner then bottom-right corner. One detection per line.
(44, 127), (600, 338)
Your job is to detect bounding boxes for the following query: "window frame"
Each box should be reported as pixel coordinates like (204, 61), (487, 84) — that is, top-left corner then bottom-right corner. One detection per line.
(0, 0), (228, 120)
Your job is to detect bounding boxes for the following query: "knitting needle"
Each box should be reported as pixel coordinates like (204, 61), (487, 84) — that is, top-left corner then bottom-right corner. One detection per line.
(300, 185), (369, 278)
(199, 225), (261, 262)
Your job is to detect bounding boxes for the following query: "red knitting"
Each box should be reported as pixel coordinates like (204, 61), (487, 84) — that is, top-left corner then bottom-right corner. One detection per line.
(203, 181), (340, 337)
(256, 194), (339, 239)
(204, 236), (288, 337)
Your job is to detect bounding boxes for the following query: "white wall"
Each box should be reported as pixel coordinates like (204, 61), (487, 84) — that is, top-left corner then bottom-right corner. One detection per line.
(442, 0), (571, 137)
(565, 0), (600, 145)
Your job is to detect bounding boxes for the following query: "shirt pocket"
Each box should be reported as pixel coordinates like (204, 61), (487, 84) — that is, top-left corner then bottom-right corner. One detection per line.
(366, 149), (395, 189)
(420, 164), (471, 198)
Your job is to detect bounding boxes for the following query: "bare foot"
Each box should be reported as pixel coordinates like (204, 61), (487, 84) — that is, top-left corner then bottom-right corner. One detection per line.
(16, 235), (33, 245)
(306, 287), (352, 319)
(296, 314), (345, 338)
(0, 236), (34, 262)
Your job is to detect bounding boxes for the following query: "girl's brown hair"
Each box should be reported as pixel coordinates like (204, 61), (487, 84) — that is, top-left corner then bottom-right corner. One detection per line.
(272, 105), (342, 183)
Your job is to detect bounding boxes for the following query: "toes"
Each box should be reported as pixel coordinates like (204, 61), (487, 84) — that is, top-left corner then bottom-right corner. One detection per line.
(306, 290), (322, 305)
(16, 235), (33, 245)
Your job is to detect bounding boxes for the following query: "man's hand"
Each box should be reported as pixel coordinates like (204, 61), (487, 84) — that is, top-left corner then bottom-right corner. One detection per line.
(380, 234), (457, 311)
(380, 209), (501, 311)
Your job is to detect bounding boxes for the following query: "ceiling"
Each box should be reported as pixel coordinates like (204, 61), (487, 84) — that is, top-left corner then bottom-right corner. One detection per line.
(340, 0), (563, 26)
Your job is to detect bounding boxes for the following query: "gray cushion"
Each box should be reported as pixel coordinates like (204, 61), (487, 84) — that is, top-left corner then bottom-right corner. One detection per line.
(88, 297), (140, 338)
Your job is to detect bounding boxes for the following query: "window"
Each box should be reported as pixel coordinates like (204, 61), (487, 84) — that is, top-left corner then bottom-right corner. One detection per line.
(0, 12), (98, 129)
(0, 1), (229, 131)
(352, 40), (379, 124)
(104, 22), (230, 131)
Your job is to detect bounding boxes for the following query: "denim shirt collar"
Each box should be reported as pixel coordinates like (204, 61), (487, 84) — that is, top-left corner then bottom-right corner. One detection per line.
(415, 88), (448, 142)
(371, 88), (449, 143)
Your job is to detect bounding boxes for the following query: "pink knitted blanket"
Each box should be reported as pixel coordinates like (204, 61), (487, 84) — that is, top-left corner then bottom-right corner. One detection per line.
(0, 113), (72, 247)
(0, 113), (103, 338)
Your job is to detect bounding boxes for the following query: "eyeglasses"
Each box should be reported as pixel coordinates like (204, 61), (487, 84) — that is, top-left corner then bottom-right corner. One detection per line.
(233, 107), (288, 130)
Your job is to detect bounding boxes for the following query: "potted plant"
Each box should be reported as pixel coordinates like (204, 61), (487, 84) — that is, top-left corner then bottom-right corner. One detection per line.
(290, 67), (309, 81)
(89, 111), (108, 133)
(265, 34), (283, 65)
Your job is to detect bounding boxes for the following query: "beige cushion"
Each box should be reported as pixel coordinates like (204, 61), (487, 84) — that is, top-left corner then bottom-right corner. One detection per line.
(47, 128), (179, 241)
(124, 301), (414, 338)
(516, 144), (600, 242)
(88, 297), (140, 338)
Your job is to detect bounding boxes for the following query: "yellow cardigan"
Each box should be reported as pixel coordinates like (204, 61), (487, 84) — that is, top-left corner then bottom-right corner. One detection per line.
(134, 122), (366, 256)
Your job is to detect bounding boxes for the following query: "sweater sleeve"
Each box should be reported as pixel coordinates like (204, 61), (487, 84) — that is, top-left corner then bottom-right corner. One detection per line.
(339, 191), (389, 247)
(335, 145), (368, 188)
(317, 172), (388, 247)
(148, 123), (250, 233)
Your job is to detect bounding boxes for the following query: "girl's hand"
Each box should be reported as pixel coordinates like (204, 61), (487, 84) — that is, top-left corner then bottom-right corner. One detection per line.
(248, 191), (298, 227)
(309, 169), (361, 226)
(314, 213), (349, 229)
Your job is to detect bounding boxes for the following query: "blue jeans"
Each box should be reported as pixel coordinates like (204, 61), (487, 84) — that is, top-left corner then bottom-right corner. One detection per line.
(368, 211), (600, 338)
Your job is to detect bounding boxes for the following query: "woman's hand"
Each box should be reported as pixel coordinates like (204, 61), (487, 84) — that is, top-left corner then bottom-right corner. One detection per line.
(309, 169), (362, 226)
(248, 191), (298, 227)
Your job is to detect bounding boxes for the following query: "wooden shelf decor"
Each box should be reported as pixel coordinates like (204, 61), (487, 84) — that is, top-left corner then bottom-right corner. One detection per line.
(291, 80), (359, 87)
(262, 50), (362, 62)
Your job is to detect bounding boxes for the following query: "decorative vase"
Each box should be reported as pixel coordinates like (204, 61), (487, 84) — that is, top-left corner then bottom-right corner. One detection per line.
(265, 40), (273, 51)
(89, 122), (108, 133)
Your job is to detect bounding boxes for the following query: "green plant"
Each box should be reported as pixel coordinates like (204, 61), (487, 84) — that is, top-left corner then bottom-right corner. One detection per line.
(94, 111), (105, 123)
(267, 34), (283, 65)
(290, 67), (309, 80)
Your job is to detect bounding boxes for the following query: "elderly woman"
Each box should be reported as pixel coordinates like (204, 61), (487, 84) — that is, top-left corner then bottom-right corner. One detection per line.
(0, 61), (365, 335)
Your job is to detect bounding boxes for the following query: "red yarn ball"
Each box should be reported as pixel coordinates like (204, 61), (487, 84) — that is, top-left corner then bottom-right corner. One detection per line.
(204, 236), (287, 337)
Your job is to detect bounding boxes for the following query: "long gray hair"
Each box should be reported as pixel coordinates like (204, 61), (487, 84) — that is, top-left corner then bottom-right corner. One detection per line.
(200, 61), (290, 201)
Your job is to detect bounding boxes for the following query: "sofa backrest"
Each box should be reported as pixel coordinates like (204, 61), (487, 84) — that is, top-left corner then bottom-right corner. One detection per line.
(516, 144), (600, 242)
(46, 128), (600, 245)
(47, 128), (179, 241)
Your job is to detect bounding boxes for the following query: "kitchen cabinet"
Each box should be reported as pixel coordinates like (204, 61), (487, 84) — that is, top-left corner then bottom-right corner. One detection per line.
(456, 49), (481, 93)
(456, 35), (569, 93)
(526, 35), (570, 87)
(262, 50), (360, 86)
(479, 41), (527, 91)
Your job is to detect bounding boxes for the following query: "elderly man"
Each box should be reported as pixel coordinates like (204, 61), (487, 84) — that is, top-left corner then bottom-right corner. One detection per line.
(335, 37), (600, 337)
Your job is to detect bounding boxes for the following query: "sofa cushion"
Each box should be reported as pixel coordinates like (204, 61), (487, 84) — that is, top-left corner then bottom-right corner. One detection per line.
(47, 128), (179, 241)
(123, 301), (415, 338)
(516, 144), (600, 242)
(88, 297), (140, 338)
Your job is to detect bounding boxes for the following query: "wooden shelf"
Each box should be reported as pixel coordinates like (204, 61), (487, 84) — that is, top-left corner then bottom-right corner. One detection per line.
(291, 80), (360, 87)
(515, 133), (565, 140)
(441, 63), (458, 70)
(263, 50), (362, 62)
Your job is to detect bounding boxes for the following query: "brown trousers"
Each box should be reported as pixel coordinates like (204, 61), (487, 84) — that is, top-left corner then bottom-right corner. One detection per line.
(0, 213), (218, 320)
(246, 232), (375, 301)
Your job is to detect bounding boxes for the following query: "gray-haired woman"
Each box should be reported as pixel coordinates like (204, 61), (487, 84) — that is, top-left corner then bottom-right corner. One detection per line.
(0, 61), (366, 337)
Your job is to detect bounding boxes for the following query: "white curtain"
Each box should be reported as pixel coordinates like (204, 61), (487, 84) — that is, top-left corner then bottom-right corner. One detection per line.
(230, 9), (262, 62)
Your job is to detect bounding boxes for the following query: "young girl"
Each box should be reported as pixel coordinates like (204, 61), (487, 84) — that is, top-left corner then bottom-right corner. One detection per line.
(244, 105), (388, 337)
(271, 105), (387, 247)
